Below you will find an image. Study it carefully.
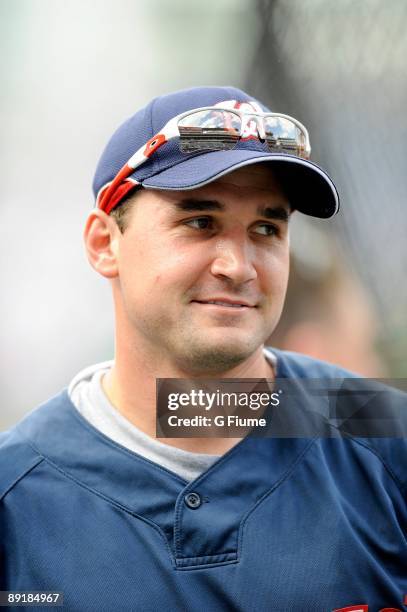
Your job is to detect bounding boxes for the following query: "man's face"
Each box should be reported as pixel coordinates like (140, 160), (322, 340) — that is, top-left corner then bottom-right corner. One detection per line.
(113, 164), (291, 374)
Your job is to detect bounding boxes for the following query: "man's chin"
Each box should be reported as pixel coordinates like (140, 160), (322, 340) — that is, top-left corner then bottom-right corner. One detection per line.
(173, 334), (261, 375)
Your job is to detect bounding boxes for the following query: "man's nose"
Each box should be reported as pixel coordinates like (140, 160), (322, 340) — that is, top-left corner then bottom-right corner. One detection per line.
(210, 232), (257, 285)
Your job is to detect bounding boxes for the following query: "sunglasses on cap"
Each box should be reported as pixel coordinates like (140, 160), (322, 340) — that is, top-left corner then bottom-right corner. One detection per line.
(97, 106), (311, 214)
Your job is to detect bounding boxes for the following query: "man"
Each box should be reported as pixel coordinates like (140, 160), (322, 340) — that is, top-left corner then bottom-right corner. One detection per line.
(1, 86), (406, 611)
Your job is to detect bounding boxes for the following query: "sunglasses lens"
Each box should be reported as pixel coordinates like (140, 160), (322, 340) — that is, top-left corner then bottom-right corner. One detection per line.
(178, 110), (240, 152)
(264, 117), (307, 157)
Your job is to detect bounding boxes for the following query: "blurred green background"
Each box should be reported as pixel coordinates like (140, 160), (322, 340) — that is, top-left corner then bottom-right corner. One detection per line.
(1, 0), (406, 429)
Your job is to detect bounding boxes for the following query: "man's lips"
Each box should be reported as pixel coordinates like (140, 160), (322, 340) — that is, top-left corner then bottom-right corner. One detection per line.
(191, 298), (257, 308)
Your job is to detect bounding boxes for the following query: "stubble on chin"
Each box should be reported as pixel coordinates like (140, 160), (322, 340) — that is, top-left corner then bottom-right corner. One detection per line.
(135, 307), (268, 374)
(170, 327), (261, 375)
(181, 347), (247, 375)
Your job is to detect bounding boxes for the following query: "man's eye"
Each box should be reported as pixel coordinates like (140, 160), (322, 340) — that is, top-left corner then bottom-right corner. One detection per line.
(185, 217), (212, 230)
(253, 223), (278, 236)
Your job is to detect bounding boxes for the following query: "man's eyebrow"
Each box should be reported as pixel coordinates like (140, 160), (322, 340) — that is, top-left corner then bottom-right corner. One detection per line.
(173, 199), (290, 221)
(174, 199), (225, 212)
(256, 205), (290, 222)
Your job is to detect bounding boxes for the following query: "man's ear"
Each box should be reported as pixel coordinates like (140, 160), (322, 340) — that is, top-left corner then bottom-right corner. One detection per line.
(83, 209), (120, 278)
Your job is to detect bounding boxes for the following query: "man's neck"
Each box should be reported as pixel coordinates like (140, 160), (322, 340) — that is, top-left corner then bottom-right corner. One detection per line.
(102, 347), (275, 455)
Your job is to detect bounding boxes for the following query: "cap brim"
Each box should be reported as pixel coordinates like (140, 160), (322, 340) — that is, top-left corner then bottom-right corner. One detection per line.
(138, 150), (339, 219)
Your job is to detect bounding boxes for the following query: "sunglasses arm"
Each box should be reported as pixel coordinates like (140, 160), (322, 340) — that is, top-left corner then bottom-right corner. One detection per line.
(128, 117), (180, 169)
(98, 118), (180, 210)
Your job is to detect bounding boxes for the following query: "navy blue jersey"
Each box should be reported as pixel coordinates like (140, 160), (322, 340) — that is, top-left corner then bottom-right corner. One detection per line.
(1, 350), (406, 611)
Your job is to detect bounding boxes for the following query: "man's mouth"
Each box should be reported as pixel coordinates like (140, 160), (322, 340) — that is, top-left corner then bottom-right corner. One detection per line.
(191, 299), (256, 309)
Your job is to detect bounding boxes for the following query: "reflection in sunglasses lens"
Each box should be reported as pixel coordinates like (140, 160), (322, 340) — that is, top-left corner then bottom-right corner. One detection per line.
(177, 111), (306, 156)
(178, 110), (240, 152)
(264, 117), (304, 155)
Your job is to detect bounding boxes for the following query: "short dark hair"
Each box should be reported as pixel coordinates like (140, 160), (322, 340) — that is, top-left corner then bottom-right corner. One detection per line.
(110, 187), (143, 233)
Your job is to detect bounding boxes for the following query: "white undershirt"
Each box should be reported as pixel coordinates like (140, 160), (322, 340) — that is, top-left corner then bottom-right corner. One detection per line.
(69, 348), (277, 482)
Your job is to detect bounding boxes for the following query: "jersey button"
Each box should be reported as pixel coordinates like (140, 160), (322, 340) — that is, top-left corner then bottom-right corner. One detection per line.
(184, 492), (202, 509)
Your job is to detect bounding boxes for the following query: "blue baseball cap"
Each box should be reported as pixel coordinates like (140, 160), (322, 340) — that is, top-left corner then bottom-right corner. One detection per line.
(93, 86), (339, 218)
